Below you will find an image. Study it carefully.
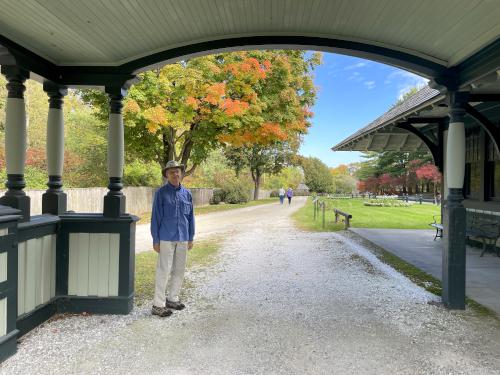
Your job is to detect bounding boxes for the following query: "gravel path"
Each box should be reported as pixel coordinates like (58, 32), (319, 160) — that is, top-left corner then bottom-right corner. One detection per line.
(2, 197), (500, 374)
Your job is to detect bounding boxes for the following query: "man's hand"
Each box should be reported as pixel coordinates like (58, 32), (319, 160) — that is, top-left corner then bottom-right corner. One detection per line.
(188, 241), (194, 250)
(153, 243), (160, 253)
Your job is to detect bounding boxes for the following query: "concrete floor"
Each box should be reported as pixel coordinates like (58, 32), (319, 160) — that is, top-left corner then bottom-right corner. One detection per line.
(350, 228), (500, 315)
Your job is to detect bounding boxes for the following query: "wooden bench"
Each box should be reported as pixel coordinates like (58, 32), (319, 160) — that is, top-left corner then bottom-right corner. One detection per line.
(334, 208), (352, 229)
(429, 215), (443, 240)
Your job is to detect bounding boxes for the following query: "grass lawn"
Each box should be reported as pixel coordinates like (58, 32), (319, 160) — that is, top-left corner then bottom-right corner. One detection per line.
(136, 198), (278, 225)
(134, 239), (220, 306)
(292, 197), (440, 231)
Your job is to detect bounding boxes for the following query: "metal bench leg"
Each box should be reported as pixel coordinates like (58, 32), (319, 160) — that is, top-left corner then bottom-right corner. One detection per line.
(480, 238), (488, 257)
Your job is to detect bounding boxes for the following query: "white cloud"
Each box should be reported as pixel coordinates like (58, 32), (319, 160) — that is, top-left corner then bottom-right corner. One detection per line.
(364, 80), (376, 89)
(384, 70), (429, 99)
(344, 62), (368, 70)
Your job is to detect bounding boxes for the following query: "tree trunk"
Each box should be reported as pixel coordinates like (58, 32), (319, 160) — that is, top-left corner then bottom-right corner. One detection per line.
(252, 168), (261, 201)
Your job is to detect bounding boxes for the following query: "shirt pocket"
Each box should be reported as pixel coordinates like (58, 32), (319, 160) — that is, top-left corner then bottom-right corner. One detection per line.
(180, 198), (192, 215)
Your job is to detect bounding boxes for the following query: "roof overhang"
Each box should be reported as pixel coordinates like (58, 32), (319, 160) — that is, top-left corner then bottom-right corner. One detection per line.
(0, 0), (499, 87)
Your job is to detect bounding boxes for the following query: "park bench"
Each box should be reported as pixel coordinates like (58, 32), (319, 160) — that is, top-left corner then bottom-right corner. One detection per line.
(466, 211), (500, 257)
(429, 215), (443, 240)
(334, 208), (352, 229)
(430, 212), (500, 256)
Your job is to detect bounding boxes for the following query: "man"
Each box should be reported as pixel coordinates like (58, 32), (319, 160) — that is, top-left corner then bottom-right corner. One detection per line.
(150, 160), (195, 317)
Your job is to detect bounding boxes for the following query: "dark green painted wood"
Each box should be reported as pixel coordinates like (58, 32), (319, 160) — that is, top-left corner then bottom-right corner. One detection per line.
(56, 294), (134, 315)
(16, 300), (57, 337)
(17, 216), (59, 242)
(0, 330), (18, 362)
(458, 38), (500, 87)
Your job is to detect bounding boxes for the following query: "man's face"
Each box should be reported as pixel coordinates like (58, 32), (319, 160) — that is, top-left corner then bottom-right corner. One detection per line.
(166, 167), (182, 186)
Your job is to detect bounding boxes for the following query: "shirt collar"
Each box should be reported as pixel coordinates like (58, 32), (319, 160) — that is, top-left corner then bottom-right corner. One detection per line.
(166, 182), (182, 191)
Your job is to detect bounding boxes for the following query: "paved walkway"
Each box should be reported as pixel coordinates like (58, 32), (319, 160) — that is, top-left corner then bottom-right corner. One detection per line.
(3, 201), (500, 374)
(350, 228), (500, 315)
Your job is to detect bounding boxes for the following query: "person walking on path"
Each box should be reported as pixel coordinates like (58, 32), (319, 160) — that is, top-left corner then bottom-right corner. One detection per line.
(278, 187), (285, 205)
(150, 160), (195, 317)
(286, 187), (293, 205)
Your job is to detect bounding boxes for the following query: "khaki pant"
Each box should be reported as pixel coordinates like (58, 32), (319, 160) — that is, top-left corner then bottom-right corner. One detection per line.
(153, 241), (188, 307)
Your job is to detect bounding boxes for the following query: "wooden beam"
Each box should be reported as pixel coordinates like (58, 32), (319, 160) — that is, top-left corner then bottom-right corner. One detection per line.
(398, 134), (409, 150)
(464, 103), (500, 155)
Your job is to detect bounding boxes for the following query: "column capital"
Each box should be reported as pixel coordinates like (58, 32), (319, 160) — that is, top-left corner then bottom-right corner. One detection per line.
(43, 81), (68, 109)
(1, 66), (29, 99)
(447, 91), (469, 123)
(106, 86), (128, 114)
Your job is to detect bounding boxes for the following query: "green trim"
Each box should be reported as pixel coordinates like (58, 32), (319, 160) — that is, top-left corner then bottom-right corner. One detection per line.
(18, 215), (59, 242)
(0, 330), (18, 363)
(2, 34), (449, 85)
(119, 222), (135, 297)
(56, 294), (134, 315)
(458, 37), (500, 87)
(16, 300), (57, 337)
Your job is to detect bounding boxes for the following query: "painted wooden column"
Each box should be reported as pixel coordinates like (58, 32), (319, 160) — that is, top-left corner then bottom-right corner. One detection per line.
(442, 92), (467, 310)
(103, 87), (126, 218)
(42, 82), (68, 215)
(0, 66), (30, 222)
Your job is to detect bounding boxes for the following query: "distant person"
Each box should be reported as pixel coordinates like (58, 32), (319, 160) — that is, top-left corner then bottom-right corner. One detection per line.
(278, 187), (285, 205)
(150, 160), (195, 317)
(435, 192), (441, 205)
(286, 187), (293, 205)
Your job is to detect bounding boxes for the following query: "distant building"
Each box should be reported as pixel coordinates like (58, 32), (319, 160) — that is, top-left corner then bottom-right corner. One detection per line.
(295, 182), (310, 196)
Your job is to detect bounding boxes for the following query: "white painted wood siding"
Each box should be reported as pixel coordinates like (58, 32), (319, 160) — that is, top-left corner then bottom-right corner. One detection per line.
(17, 235), (56, 316)
(0, 253), (7, 283)
(0, 298), (6, 336)
(68, 233), (120, 297)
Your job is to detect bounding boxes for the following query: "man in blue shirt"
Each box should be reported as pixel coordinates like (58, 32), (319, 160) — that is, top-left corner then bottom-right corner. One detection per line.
(150, 160), (195, 317)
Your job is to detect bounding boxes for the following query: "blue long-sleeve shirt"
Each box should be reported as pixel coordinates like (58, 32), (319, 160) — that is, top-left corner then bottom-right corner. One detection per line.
(151, 183), (195, 244)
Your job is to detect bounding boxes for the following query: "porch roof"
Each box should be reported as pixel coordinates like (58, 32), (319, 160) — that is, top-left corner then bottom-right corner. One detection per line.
(0, 0), (499, 87)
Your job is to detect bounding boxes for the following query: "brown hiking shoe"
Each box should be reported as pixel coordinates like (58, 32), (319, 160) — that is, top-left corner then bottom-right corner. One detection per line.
(165, 299), (185, 310)
(151, 305), (173, 317)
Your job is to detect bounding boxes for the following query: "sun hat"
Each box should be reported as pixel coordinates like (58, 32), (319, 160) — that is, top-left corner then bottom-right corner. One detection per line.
(162, 160), (185, 177)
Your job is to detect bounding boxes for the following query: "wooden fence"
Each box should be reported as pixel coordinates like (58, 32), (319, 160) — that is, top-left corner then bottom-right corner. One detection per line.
(2, 187), (271, 215)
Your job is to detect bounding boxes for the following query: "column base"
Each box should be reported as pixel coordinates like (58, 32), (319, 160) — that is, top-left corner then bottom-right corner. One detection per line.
(42, 191), (67, 215)
(103, 194), (126, 218)
(0, 194), (30, 222)
(442, 188), (466, 310)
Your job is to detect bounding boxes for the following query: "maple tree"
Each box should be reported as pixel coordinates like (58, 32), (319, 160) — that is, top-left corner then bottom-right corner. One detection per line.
(81, 52), (275, 176)
(221, 50), (321, 199)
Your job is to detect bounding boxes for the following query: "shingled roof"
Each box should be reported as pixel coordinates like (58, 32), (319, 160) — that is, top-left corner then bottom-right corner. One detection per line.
(332, 85), (443, 151)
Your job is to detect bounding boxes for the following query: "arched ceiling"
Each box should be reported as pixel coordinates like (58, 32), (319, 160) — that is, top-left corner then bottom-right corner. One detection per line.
(0, 0), (499, 86)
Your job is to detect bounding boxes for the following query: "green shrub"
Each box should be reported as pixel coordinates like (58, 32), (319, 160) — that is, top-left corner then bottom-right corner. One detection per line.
(222, 181), (249, 204)
(124, 160), (162, 187)
(210, 189), (225, 205)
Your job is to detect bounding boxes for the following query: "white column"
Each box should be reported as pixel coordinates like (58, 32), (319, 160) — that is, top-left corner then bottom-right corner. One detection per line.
(0, 66), (30, 221)
(108, 112), (124, 178)
(5, 98), (26, 175)
(42, 84), (68, 215)
(446, 121), (465, 188)
(46, 107), (64, 176)
(103, 90), (126, 217)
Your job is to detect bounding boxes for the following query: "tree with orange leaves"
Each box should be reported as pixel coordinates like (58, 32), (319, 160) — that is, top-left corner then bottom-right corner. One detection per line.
(81, 51), (275, 176)
(221, 50), (321, 199)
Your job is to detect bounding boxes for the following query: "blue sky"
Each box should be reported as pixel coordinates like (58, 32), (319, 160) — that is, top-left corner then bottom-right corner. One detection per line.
(299, 52), (427, 167)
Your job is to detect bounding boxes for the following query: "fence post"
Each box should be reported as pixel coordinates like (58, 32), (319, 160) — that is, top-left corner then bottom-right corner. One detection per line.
(313, 199), (316, 220)
(322, 202), (325, 228)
